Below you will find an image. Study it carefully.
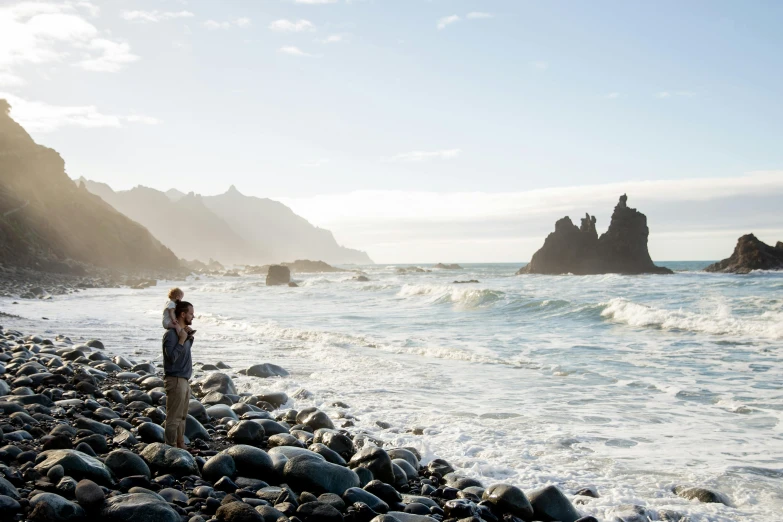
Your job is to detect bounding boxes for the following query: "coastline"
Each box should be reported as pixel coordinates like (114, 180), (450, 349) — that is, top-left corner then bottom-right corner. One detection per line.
(0, 322), (598, 522)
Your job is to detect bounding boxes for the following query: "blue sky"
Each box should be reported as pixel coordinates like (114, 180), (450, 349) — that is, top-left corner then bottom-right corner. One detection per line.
(1, 0), (782, 261)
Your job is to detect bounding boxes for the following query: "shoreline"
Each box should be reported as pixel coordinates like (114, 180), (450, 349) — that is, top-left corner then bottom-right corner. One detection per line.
(0, 322), (602, 522)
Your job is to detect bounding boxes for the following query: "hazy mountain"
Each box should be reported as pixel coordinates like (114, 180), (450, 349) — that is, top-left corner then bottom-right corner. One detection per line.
(79, 180), (258, 266)
(0, 99), (180, 273)
(202, 186), (373, 265)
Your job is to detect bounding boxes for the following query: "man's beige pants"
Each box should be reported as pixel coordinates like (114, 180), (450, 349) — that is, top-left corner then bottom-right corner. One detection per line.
(164, 376), (190, 446)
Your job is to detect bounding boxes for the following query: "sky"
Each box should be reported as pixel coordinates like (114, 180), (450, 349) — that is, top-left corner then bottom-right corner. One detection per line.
(1, 0), (782, 262)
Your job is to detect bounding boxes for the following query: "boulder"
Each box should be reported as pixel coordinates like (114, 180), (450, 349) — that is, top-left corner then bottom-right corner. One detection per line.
(0, 476), (19, 499)
(482, 484), (534, 519)
(527, 485), (581, 522)
(199, 372), (237, 395)
(349, 446), (395, 484)
(283, 454), (361, 495)
(100, 492), (181, 522)
(75, 479), (105, 511)
(266, 266), (291, 286)
(296, 407), (334, 430)
(217, 500), (265, 521)
(221, 445), (275, 481)
(139, 443), (200, 478)
(105, 449), (151, 479)
(518, 195), (672, 275)
(296, 501), (343, 522)
(344, 487), (389, 513)
(244, 363), (290, 378)
(674, 486), (731, 505)
(0, 495), (21, 517)
(34, 449), (115, 486)
(203, 453), (237, 482)
(705, 234), (783, 273)
(206, 404), (238, 421)
(228, 420), (265, 446)
(29, 492), (85, 522)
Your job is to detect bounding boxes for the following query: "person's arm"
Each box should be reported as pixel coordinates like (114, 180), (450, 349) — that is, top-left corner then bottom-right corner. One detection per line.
(167, 307), (177, 325)
(163, 329), (188, 362)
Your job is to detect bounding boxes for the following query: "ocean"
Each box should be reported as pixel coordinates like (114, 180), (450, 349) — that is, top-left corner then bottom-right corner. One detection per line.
(3, 262), (782, 521)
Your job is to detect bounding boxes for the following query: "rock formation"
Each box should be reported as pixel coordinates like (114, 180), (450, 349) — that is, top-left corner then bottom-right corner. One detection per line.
(518, 195), (672, 275)
(266, 265), (291, 286)
(0, 99), (180, 273)
(704, 234), (783, 273)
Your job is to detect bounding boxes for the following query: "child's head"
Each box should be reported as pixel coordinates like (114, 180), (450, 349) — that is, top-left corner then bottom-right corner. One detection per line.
(168, 287), (184, 302)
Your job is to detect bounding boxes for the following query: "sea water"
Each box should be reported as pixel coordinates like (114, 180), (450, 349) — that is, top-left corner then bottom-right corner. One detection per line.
(3, 262), (782, 521)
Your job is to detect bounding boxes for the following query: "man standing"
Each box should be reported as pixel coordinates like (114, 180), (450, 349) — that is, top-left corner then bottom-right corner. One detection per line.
(162, 300), (195, 448)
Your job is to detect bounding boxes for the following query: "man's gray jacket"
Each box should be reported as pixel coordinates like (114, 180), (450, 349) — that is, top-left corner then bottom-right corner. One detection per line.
(162, 329), (193, 380)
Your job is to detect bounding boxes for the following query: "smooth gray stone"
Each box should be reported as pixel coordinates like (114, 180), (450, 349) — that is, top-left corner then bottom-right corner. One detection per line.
(393, 459), (418, 481)
(221, 445), (275, 481)
(0, 476), (19, 499)
(139, 443), (199, 478)
(34, 449), (115, 486)
(387, 449), (419, 469)
(349, 446), (395, 484)
(100, 492), (180, 522)
(482, 483), (534, 519)
(29, 492), (85, 521)
(527, 485), (581, 522)
(105, 449), (151, 479)
(283, 454), (360, 495)
(343, 487), (389, 513)
(205, 404), (237, 421)
(387, 512), (437, 522)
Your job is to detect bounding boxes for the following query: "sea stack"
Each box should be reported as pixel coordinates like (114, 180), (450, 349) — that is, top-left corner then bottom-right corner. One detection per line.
(518, 194), (672, 275)
(704, 234), (783, 273)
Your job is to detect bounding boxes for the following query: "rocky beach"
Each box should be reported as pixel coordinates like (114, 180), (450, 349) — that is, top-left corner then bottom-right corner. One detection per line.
(0, 323), (608, 522)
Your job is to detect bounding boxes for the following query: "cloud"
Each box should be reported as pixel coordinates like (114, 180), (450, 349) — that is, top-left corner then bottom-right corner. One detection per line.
(301, 158), (330, 167)
(0, 72), (25, 87)
(320, 34), (346, 43)
(204, 18), (251, 30)
(75, 38), (139, 72)
(0, 92), (161, 132)
(0, 1), (138, 81)
(122, 10), (194, 23)
(279, 171), (783, 262)
(437, 15), (460, 30)
(466, 12), (493, 19)
(269, 19), (315, 32)
(657, 90), (696, 99)
(278, 46), (313, 57)
(385, 149), (461, 163)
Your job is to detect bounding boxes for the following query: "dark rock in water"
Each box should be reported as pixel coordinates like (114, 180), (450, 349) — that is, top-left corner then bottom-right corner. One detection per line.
(350, 446), (395, 484)
(609, 504), (650, 522)
(704, 234), (783, 274)
(453, 280), (479, 284)
(444, 473), (482, 490)
(86, 339), (105, 350)
(435, 263), (462, 269)
(344, 487), (389, 513)
(296, 407), (334, 430)
(253, 419), (288, 436)
(443, 498), (479, 518)
(75, 479), (105, 510)
(482, 484), (533, 519)
(393, 459), (418, 481)
(139, 443), (199, 478)
(527, 485), (581, 522)
(34, 449), (115, 486)
(314, 429), (354, 458)
(426, 459), (454, 476)
(203, 453), (237, 482)
(199, 372), (238, 395)
(221, 445), (275, 481)
(518, 195), (672, 275)
(391, 462), (408, 487)
(283, 454), (361, 495)
(29, 492), (86, 521)
(297, 501), (343, 522)
(387, 449), (419, 469)
(105, 449), (151, 479)
(228, 420), (265, 446)
(101, 492), (181, 522)
(244, 363), (290, 378)
(674, 486), (731, 505)
(256, 392), (289, 408)
(266, 265), (291, 286)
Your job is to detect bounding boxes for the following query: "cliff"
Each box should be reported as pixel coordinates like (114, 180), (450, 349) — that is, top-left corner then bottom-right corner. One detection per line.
(704, 234), (783, 273)
(0, 99), (180, 273)
(202, 186), (373, 265)
(518, 195), (672, 275)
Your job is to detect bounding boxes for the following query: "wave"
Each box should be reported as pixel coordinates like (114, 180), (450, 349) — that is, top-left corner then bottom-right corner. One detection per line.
(397, 284), (504, 308)
(600, 298), (783, 339)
